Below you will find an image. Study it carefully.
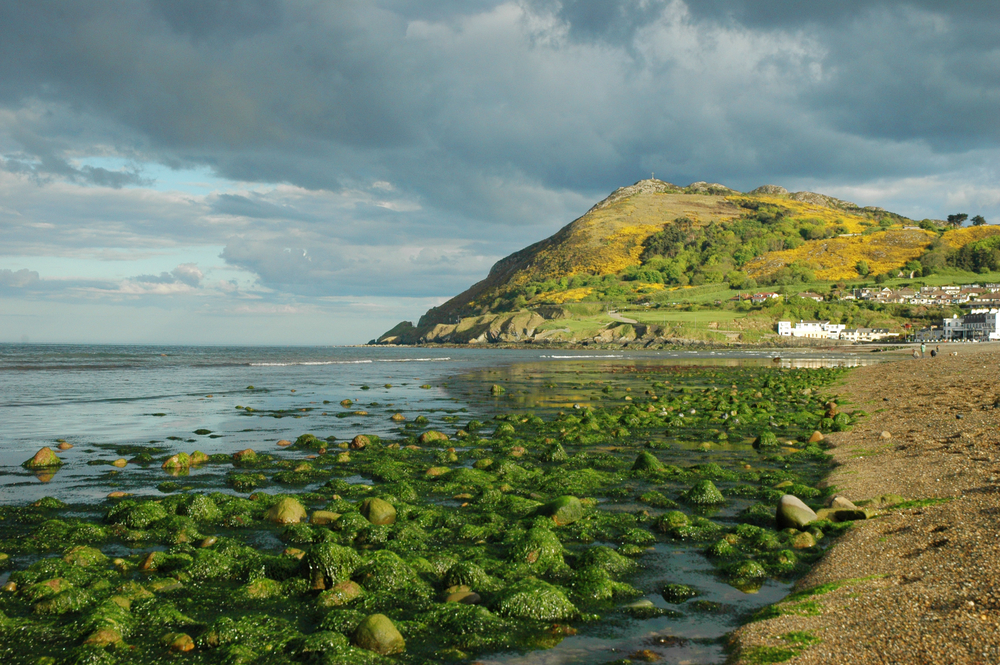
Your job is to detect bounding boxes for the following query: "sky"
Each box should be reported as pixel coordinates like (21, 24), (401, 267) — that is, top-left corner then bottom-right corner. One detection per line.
(2, 0), (1000, 345)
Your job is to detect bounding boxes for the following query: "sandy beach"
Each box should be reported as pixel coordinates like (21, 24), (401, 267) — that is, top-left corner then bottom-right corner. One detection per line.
(729, 343), (1000, 664)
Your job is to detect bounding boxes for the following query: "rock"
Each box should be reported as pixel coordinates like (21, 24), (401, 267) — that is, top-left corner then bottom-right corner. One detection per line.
(264, 497), (307, 524)
(277, 439), (292, 447)
(425, 466), (450, 477)
(84, 628), (123, 647)
(632, 451), (663, 471)
(350, 435), (370, 450)
(310, 510), (341, 525)
(536, 496), (585, 526)
(353, 614), (405, 655)
(807, 431), (825, 443)
(390, 413), (406, 422)
(682, 480), (725, 505)
(359, 497), (396, 525)
(190, 451), (210, 465)
(302, 543), (362, 590)
(232, 449), (256, 462)
(445, 588), (481, 604)
(752, 430), (779, 449)
(57, 442), (73, 450)
(789, 531), (817, 549)
(661, 583), (699, 603)
(776, 494), (817, 529)
(880, 431), (892, 440)
(340, 399), (353, 407)
(490, 384), (505, 395)
(829, 495), (857, 510)
(161, 453), (191, 470)
(112, 458), (127, 468)
(418, 430), (449, 444)
(64, 546), (108, 567)
(494, 578), (577, 620)
(161, 632), (195, 652)
(22, 447), (63, 469)
(317, 580), (364, 607)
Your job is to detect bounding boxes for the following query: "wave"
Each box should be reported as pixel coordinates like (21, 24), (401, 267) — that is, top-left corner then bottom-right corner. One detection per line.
(250, 357), (451, 367)
(539, 354), (624, 359)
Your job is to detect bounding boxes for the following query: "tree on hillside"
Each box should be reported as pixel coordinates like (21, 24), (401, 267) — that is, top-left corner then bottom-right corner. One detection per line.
(947, 213), (968, 227)
(972, 214), (987, 226)
(855, 260), (870, 276)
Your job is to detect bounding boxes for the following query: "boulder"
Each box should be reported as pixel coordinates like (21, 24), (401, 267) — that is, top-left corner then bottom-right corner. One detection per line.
(352, 614), (405, 655)
(22, 447), (63, 469)
(829, 495), (858, 510)
(494, 579), (577, 620)
(775, 494), (817, 529)
(807, 431), (825, 443)
(682, 480), (725, 505)
(418, 430), (449, 444)
(161, 453), (191, 470)
(536, 496), (584, 526)
(350, 435), (370, 450)
(265, 497), (307, 524)
(752, 430), (779, 449)
(359, 497), (396, 525)
(789, 531), (817, 549)
(632, 451), (663, 471)
(316, 580), (364, 607)
(310, 510), (341, 526)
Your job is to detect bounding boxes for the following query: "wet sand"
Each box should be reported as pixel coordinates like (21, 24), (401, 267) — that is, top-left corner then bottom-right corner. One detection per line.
(729, 343), (1000, 664)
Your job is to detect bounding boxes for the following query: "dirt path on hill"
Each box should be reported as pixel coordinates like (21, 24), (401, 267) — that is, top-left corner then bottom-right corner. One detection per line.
(729, 343), (1000, 665)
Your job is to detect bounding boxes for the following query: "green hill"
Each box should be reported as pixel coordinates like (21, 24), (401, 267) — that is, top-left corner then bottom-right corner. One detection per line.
(376, 179), (1000, 346)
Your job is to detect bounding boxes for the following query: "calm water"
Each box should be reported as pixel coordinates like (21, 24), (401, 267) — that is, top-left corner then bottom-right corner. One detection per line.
(0, 343), (881, 664)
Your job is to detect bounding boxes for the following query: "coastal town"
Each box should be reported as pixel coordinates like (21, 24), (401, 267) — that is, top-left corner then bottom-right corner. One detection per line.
(773, 284), (1000, 342)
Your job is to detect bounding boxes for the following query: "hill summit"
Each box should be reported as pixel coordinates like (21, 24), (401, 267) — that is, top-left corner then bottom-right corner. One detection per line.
(376, 179), (999, 345)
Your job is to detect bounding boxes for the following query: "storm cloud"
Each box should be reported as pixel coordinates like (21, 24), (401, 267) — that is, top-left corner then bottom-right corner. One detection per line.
(1, 1), (999, 342)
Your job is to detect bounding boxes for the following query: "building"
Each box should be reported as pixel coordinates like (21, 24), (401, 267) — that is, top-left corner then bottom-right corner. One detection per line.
(796, 292), (824, 302)
(949, 310), (1000, 341)
(840, 328), (895, 343)
(777, 320), (846, 339)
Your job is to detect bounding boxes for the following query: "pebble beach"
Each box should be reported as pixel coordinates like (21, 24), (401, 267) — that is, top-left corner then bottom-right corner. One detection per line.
(729, 343), (1000, 664)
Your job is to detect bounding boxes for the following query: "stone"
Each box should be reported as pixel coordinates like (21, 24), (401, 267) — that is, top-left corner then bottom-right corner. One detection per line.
(22, 447), (63, 469)
(111, 458), (127, 468)
(489, 384), (505, 395)
(880, 431), (892, 440)
(350, 435), (370, 450)
(682, 480), (725, 505)
(353, 614), (405, 655)
(277, 439), (292, 447)
(161, 453), (191, 470)
(310, 510), (341, 525)
(752, 430), (779, 449)
(57, 442), (73, 450)
(317, 580), (364, 607)
(340, 399), (353, 407)
(632, 451), (663, 471)
(425, 466), (450, 477)
(789, 531), (817, 549)
(64, 546), (108, 567)
(807, 431), (825, 443)
(776, 494), (817, 529)
(359, 497), (396, 525)
(190, 451), (210, 465)
(445, 588), (481, 604)
(162, 632), (195, 652)
(536, 495), (585, 526)
(829, 495), (858, 510)
(418, 430), (449, 444)
(232, 449), (256, 462)
(265, 497), (307, 524)
(390, 413), (406, 422)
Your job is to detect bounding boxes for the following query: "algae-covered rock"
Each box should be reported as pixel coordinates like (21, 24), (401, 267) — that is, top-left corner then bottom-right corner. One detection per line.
(569, 566), (639, 602)
(632, 451), (663, 472)
(493, 422), (515, 438)
(789, 531), (817, 549)
(310, 510), (341, 525)
(661, 583), (699, 604)
(22, 447), (63, 469)
(161, 453), (191, 470)
(359, 497), (396, 526)
(536, 495), (584, 526)
(490, 384), (505, 396)
(350, 435), (371, 450)
(494, 579), (577, 621)
(681, 480), (725, 505)
(418, 430), (449, 444)
(237, 578), (282, 600)
(575, 546), (637, 578)
(317, 580), (364, 607)
(63, 546), (108, 567)
(443, 561), (501, 592)
(353, 550), (423, 594)
(265, 497), (307, 524)
(508, 528), (566, 573)
(178, 494), (222, 523)
(727, 559), (767, 582)
(654, 510), (690, 532)
(33, 587), (95, 614)
(775, 494), (817, 529)
(752, 430), (779, 449)
(303, 543), (362, 590)
(353, 613), (405, 655)
(105, 500), (168, 529)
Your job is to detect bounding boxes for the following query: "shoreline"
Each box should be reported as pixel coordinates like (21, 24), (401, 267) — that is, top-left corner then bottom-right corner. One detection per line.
(728, 341), (1000, 663)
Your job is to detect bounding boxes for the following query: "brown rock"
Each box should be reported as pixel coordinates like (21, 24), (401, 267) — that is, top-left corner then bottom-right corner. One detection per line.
(808, 431), (825, 443)
(350, 435), (371, 450)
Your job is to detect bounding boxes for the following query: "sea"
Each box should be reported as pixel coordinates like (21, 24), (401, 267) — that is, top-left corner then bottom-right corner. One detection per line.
(0, 343), (881, 664)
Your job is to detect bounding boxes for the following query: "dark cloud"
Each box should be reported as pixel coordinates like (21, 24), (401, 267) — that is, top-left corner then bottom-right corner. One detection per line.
(1, 0), (1000, 311)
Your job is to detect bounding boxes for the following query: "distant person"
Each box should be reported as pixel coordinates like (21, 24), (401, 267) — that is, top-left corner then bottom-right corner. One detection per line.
(920, 343), (926, 356)
(930, 349), (937, 357)
(912, 349), (920, 359)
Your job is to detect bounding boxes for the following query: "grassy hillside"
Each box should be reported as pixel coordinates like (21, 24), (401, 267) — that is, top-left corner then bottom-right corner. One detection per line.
(381, 179), (1000, 345)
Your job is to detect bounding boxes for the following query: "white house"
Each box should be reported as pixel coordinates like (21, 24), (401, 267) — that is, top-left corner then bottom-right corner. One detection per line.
(944, 310), (1000, 341)
(777, 320), (845, 339)
(840, 328), (895, 342)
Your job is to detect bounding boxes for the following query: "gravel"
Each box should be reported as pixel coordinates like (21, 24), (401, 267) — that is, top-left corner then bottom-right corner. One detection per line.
(729, 343), (1000, 664)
